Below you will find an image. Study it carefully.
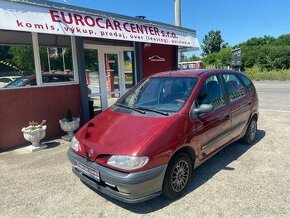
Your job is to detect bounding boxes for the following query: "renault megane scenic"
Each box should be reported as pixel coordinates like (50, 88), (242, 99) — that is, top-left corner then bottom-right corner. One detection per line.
(67, 69), (259, 203)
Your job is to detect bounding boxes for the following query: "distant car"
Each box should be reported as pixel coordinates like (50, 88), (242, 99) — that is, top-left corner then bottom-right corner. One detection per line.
(67, 69), (259, 203)
(0, 76), (21, 88)
(4, 74), (73, 87)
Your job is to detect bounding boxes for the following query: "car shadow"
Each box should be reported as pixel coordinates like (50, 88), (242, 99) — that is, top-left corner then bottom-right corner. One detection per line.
(88, 129), (266, 213)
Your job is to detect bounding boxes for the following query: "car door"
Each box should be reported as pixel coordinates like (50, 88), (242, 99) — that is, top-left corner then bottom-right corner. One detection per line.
(190, 74), (231, 160)
(222, 73), (252, 140)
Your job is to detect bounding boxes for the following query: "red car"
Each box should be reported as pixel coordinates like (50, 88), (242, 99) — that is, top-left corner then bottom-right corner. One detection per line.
(67, 69), (259, 203)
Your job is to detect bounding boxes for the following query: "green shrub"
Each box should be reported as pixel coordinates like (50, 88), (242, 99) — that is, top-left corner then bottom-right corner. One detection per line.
(66, 109), (73, 122)
(244, 67), (290, 81)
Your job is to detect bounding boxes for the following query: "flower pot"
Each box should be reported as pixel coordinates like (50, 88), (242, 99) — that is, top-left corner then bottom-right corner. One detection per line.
(59, 117), (80, 141)
(22, 125), (47, 147)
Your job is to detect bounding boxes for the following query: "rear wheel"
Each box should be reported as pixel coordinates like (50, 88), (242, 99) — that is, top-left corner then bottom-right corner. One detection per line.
(243, 117), (257, 144)
(162, 152), (192, 199)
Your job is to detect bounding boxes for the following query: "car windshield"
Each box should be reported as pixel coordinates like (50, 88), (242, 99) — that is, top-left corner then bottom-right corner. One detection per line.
(117, 77), (198, 113)
(5, 77), (29, 87)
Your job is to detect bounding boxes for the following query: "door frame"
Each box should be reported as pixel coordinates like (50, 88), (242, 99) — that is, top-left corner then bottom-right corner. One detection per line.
(84, 44), (135, 110)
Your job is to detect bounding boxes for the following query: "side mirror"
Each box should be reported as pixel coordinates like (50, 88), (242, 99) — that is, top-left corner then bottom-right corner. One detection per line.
(190, 104), (214, 119)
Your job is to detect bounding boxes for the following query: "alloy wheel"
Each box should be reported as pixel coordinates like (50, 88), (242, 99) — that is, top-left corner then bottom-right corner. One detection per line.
(171, 160), (190, 192)
(249, 119), (257, 142)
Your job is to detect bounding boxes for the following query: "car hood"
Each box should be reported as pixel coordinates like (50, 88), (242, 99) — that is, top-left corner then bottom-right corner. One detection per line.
(75, 109), (176, 160)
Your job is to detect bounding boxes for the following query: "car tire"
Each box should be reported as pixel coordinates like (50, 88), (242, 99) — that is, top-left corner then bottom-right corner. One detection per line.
(162, 152), (192, 199)
(242, 117), (257, 145)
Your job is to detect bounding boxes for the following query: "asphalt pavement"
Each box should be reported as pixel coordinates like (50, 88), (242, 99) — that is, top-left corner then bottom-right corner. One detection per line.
(254, 81), (290, 112)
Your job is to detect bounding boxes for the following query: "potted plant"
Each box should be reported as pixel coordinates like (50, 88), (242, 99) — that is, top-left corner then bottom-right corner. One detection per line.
(59, 109), (80, 141)
(21, 120), (47, 152)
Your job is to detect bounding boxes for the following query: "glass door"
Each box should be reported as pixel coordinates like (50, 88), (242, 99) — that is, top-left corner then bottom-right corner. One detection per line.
(123, 51), (135, 91)
(84, 44), (135, 114)
(104, 53), (121, 107)
(84, 49), (102, 117)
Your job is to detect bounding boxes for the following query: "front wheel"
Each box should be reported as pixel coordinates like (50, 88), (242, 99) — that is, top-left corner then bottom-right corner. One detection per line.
(162, 152), (192, 199)
(243, 117), (257, 144)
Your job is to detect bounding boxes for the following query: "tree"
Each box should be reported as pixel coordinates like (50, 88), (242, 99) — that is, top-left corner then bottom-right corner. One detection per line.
(239, 36), (275, 47)
(9, 45), (34, 74)
(181, 54), (201, 62)
(203, 47), (231, 68)
(0, 46), (13, 73)
(273, 34), (290, 46)
(202, 33), (290, 71)
(201, 30), (226, 56)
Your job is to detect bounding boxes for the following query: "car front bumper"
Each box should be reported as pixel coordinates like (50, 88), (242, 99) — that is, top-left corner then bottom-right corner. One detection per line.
(67, 149), (167, 203)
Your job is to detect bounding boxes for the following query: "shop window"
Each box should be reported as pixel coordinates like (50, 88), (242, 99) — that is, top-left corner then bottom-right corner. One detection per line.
(0, 30), (35, 89)
(38, 34), (74, 84)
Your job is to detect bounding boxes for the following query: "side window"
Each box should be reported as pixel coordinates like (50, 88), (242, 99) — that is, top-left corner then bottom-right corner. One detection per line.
(223, 74), (246, 102)
(239, 74), (254, 92)
(196, 75), (226, 109)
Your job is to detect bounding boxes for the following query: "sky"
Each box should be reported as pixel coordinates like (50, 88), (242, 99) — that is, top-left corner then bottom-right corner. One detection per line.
(55, 0), (289, 53)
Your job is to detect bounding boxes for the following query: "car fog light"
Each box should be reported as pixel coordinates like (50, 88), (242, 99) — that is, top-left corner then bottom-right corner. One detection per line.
(117, 186), (131, 194)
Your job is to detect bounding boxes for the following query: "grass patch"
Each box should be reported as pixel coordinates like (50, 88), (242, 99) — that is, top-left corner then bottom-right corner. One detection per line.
(245, 66), (290, 81)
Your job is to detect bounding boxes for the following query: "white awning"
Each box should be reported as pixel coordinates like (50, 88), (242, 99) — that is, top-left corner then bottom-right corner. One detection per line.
(0, 0), (200, 49)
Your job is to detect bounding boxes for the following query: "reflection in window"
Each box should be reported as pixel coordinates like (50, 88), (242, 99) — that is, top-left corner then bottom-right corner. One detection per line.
(84, 49), (99, 88)
(124, 51), (135, 90)
(0, 39), (36, 88)
(84, 49), (102, 116)
(105, 53), (119, 98)
(39, 47), (74, 83)
(38, 34), (74, 84)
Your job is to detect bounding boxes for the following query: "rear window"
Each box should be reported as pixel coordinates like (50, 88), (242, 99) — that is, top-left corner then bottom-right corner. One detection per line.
(239, 74), (255, 92)
(222, 74), (246, 102)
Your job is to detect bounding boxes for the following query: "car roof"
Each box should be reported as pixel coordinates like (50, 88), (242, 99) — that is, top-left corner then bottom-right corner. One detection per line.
(151, 69), (245, 79)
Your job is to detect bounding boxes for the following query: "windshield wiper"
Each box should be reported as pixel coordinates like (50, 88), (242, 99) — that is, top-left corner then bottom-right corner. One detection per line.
(135, 106), (169, 116)
(115, 103), (146, 114)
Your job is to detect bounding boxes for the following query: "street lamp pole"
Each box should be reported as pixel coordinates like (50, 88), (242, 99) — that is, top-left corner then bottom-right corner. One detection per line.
(175, 0), (181, 26)
(174, 0), (181, 62)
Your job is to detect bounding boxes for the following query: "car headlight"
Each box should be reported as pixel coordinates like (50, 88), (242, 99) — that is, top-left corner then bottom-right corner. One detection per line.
(107, 155), (149, 170)
(71, 136), (79, 152)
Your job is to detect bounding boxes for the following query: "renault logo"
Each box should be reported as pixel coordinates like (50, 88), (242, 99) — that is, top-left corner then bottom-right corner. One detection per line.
(87, 149), (93, 158)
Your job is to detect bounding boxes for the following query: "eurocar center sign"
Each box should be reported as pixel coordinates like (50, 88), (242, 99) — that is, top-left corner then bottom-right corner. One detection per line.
(0, 0), (199, 48)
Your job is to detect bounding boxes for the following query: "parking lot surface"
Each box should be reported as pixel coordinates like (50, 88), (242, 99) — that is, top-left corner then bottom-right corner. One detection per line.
(0, 109), (289, 217)
(0, 81), (290, 217)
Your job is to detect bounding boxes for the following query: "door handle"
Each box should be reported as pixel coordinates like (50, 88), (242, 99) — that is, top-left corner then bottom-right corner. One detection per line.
(219, 113), (230, 119)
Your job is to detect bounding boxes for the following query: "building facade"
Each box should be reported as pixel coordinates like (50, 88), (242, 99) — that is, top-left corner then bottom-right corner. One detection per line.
(0, 0), (199, 151)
